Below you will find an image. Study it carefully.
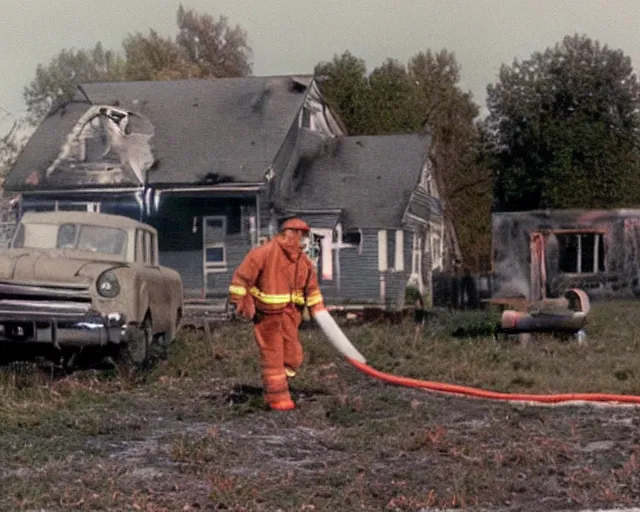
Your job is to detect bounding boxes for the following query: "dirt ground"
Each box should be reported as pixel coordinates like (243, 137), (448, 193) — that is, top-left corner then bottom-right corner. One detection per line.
(2, 307), (640, 511)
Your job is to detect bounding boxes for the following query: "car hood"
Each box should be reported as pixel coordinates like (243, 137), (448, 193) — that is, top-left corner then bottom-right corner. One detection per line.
(0, 249), (128, 285)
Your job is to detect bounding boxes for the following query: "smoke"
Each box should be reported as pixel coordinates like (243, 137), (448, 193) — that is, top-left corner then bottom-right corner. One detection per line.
(493, 256), (530, 298)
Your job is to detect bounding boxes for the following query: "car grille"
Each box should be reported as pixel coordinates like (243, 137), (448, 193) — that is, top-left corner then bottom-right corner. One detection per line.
(0, 281), (91, 302)
(0, 281), (92, 317)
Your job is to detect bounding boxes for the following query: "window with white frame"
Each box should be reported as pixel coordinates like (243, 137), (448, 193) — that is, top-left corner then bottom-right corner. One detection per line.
(394, 230), (405, 271)
(430, 231), (444, 271)
(557, 232), (605, 274)
(411, 233), (422, 276)
(203, 216), (227, 271)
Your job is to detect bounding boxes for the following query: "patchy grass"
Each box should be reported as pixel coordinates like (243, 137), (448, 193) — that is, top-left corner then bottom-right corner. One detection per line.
(1, 300), (640, 510)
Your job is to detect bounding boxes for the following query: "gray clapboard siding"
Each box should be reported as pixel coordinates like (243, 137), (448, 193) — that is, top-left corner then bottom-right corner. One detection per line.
(318, 228), (415, 306)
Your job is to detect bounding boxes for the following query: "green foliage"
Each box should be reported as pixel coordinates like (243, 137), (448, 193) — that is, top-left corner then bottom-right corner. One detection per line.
(22, 4), (252, 124)
(405, 285), (423, 305)
(314, 51), (372, 134)
(175, 4), (252, 78)
(487, 33), (640, 211)
(23, 42), (126, 122)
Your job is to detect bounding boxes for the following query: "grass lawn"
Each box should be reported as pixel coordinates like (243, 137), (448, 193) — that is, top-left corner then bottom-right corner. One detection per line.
(1, 299), (640, 511)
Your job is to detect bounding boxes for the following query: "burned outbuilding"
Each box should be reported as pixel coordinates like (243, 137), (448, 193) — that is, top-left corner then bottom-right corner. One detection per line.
(492, 209), (640, 301)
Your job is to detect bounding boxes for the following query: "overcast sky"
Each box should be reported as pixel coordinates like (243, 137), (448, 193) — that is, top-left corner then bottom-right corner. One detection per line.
(2, 0), (640, 136)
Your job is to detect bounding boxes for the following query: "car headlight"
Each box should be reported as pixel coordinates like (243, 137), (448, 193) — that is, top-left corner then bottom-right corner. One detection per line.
(97, 271), (120, 298)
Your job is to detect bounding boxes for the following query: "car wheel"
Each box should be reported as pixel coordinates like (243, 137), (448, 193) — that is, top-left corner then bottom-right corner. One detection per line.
(121, 315), (151, 366)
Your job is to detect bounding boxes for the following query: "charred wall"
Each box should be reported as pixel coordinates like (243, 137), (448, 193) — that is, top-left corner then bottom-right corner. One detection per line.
(492, 209), (640, 300)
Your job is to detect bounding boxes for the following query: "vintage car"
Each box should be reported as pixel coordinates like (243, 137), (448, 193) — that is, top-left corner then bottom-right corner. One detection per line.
(0, 211), (183, 366)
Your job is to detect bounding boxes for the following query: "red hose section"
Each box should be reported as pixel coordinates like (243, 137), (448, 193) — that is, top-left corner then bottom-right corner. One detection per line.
(346, 357), (640, 405)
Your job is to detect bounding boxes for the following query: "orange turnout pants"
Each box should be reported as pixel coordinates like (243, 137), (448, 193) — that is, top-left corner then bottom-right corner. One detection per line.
(253, 304), (303, 409)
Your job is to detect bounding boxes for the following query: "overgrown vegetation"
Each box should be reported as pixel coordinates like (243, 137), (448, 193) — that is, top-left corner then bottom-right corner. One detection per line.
(487, 34), (640, 211)
(2, 300), (640, 510)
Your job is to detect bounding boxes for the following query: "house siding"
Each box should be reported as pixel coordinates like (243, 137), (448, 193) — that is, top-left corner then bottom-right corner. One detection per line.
(381, 229), (414, 309)
(331, 229), (380, 303)
(317, 228), (414, 308)
(147, 195), (257, 299)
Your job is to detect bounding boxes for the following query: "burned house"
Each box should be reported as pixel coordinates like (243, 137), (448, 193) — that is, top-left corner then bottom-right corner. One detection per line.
(492, 209), (640, 301)
(3, 74), (454, 308)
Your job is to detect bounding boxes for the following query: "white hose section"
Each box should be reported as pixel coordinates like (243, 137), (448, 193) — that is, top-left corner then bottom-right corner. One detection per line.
(313, 309), (367, 364)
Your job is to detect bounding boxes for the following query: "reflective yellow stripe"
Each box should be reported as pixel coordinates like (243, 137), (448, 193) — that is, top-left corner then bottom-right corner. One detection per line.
(247, 286), (314, 306)
(291, 291), (306, 306)
(306, 291), (324, 307)
(229, 285), (247, 296)
(250, 286), (295, 305)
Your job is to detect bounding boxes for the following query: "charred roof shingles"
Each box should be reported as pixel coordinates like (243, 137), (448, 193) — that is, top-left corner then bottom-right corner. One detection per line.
(5, 75), (313, 191)
(284, 133), (431, 229)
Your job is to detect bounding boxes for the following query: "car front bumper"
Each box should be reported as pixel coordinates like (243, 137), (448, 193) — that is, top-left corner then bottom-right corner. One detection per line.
(0, 299), (127, 348)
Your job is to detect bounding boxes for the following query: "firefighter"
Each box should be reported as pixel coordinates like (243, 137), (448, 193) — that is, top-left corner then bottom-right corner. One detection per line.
(228, 218), (325, 411)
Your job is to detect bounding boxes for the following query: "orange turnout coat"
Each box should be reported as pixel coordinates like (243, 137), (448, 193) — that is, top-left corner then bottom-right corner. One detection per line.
(228, 233), (325, 410)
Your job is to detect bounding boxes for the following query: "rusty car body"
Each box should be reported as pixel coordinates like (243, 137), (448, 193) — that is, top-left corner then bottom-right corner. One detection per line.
(0, 211), (183, 366)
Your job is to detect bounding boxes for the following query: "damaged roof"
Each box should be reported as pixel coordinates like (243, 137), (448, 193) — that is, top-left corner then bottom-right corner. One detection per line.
(285, 133), (429, 229)
(5, 75), (313, 191)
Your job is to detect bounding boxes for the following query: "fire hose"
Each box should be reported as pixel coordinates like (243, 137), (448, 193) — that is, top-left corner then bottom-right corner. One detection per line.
(313, 309), (640, 406)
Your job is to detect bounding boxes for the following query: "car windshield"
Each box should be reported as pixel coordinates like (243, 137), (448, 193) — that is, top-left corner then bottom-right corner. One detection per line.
(12, 222), (128, 257)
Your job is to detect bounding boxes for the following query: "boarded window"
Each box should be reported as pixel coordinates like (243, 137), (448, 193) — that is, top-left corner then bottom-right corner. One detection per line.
(557, 233), (605, 274)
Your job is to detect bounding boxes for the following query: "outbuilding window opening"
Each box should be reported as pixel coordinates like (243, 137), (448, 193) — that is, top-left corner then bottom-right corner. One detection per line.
(557, 232), (605, 274)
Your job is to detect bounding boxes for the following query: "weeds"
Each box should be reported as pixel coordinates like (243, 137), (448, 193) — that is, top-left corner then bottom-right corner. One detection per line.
(1, 300), (640, 510)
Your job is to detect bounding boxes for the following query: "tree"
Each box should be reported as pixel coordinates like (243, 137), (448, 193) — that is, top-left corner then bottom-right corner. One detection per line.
(314, 52), (372, 134)
(22, 5), (252, 124)
(176, 4), (252, 78)
(368, 58), (422, 133)
(23, 42), (126, 122)
(123, 29), (200, 81)
(487, 34), (640, 211)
